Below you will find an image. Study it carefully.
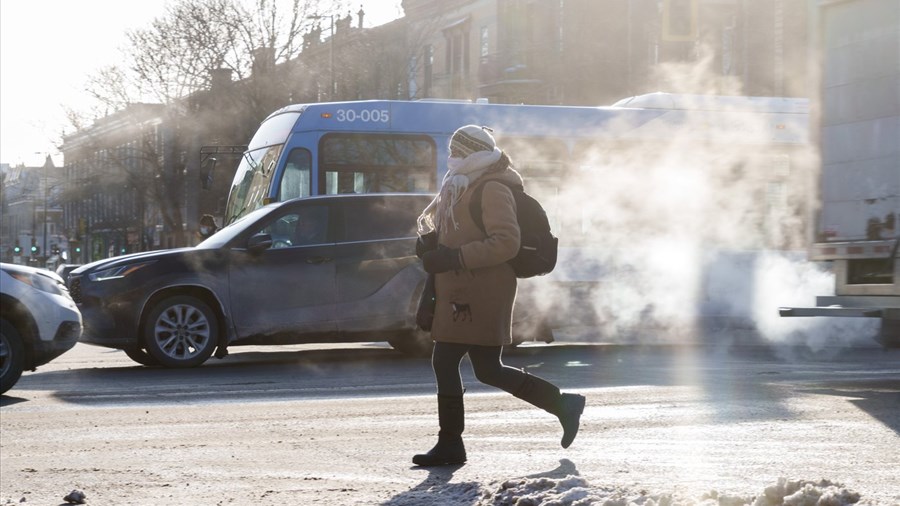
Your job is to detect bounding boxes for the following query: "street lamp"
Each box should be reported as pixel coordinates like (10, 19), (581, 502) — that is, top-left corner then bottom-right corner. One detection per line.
(307, 13), (335, 100)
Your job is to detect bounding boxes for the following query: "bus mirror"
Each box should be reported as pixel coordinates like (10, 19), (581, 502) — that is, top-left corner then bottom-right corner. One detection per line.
(200, 156), (217, 190)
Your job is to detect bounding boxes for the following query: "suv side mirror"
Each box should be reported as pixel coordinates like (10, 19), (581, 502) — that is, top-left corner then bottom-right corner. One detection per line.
(247, 233), (273, 254)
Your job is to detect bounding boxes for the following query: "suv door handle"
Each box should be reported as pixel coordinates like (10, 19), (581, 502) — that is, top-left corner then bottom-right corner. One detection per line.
(306, 256), (333, 264)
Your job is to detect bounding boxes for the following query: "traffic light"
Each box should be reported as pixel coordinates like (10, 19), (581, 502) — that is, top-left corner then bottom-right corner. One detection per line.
(30, 238), (37, 255)
(13, 241), (21, 254)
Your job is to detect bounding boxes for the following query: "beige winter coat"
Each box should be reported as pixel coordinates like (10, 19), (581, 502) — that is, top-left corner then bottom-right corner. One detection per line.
(431, 167), (523, 346)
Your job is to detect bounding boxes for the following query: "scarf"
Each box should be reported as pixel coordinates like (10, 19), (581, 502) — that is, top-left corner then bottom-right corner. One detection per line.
(418, 147), (503, 234)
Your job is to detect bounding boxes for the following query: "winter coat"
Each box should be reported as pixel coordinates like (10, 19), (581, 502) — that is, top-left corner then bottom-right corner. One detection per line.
(431, 166), (524, 346)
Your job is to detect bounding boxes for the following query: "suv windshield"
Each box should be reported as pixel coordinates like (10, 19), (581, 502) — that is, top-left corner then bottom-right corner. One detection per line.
(196, 204), (277, 250)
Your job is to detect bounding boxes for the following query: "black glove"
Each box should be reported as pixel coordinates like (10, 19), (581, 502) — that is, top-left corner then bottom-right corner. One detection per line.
(416, 231), (437, 258)
(416, 274), (436, 331)
(422, 246), (462, 274)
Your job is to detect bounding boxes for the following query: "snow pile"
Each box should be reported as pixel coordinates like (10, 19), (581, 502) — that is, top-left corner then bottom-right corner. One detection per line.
(753, 478), (862, 506)
(478, 477), (871, 506)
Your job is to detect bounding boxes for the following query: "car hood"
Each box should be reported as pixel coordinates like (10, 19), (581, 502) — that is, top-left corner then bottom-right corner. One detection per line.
(1, 262), (67, 286)
(72, 248), (196, 275)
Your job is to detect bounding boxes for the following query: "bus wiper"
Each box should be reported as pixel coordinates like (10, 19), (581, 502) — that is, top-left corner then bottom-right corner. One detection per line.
(227, 206), (248, 225)
(243, 151), (259, 172)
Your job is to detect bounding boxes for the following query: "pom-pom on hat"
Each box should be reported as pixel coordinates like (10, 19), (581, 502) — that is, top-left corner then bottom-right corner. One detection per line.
(449, 125), (497, 159)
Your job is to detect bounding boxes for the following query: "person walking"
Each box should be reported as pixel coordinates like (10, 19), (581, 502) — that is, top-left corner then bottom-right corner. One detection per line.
(413, 125), (585, 467)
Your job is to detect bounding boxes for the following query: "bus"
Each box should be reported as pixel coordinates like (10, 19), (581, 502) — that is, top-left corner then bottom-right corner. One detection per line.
(220, 93), (810, 237)
(215, 93), (813, 339)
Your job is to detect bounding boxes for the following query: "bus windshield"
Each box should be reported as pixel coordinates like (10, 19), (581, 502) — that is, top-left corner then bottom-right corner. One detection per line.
(224, 144), (284, 224)
(223, 110), (301, 224)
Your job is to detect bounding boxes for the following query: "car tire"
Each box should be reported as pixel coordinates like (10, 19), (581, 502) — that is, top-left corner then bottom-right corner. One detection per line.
(143, 295), (218, 368)
(0, 318), (26, 395)
(388, 329), (434, 358)
(123, 346), (161, 367)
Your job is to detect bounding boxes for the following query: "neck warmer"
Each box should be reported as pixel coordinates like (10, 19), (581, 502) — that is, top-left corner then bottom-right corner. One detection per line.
(418, 147), (503, 234)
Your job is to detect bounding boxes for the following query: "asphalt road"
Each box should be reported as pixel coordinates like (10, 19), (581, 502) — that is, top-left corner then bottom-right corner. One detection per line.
(2, 341), (899, 505)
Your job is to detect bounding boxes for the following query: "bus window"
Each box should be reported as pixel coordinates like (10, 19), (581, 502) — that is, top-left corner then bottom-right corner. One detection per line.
(319, 134), (436, 194)
(278, 148), (312, 201)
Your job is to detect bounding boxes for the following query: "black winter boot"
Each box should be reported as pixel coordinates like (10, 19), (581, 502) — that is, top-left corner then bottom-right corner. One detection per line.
(412, 394), (467, 466)
(514, 372), (586, 449)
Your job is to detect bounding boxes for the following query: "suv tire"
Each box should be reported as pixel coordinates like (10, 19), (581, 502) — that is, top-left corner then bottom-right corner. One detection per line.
(0, 318), (26, 395)
(144, 295), (218, 368)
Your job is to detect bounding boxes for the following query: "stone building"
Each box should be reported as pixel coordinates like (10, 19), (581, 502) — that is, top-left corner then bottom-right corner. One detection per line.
(0, 157), (67, 266)
(51, 0), (809, 262)
(403, 0), (809, 105)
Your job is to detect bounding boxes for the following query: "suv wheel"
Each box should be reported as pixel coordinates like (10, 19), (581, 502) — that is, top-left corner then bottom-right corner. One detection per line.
(144, 295), (218, 368)
(0, 318), (26, 395)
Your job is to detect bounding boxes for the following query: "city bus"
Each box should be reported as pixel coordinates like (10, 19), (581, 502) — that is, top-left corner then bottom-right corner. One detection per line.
(220, 93), (810, 239)
(215, 93), (812, 339)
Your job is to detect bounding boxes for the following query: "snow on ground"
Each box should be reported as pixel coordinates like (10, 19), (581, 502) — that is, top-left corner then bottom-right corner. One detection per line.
(470, 476), (874, 506)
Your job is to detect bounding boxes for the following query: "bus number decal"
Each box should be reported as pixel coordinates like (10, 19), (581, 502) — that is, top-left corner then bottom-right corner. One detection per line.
(335, 109), (390, 123)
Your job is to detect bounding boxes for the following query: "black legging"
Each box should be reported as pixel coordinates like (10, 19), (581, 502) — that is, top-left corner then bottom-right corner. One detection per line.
(432, 341), (527, 396)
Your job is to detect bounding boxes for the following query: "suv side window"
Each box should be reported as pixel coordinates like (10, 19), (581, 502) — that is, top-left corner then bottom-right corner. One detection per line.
(260, 204), (329, 248)
(341, 197), (422, 243)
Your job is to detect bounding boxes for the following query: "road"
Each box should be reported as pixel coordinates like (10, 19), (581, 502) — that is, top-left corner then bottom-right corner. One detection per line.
(1, 341), (899, 505)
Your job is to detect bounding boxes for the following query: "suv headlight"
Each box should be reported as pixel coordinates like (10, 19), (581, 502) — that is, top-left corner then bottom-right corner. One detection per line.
(88, 261), (155, 281)
(6, 270), (65, 295)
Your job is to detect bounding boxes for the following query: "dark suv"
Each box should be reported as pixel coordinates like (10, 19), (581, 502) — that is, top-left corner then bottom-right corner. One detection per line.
(68, 193), (443, 367)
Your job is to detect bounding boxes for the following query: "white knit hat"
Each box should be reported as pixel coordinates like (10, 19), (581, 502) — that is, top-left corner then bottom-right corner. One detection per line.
(449, 125), (496, 159)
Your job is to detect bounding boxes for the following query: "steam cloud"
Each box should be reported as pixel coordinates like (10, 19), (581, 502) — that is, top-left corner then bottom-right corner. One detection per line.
(512, 53), (880, 350)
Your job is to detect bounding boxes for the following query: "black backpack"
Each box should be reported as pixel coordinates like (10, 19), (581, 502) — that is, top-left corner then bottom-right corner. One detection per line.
(469, 180), (558, 278)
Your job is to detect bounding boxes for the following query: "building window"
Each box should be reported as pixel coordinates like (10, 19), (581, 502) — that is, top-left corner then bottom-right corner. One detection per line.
(662, 0), (699, 41)
(443, 20), (471, 97)
(408, 55), (418, 98)
(557, 0), (565, 54)
(424, 44), (433, 97)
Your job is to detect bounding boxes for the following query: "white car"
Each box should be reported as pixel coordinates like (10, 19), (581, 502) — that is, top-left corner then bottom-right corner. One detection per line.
(1, 262), (82, 394)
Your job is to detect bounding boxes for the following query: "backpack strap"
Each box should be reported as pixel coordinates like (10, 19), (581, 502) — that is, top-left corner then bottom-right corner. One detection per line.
(469, 179), (521, 235)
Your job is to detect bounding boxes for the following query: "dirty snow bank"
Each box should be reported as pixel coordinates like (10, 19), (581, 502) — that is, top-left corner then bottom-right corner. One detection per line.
(478, 477), (878, 506)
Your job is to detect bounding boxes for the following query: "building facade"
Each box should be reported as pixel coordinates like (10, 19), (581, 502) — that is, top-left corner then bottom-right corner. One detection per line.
(10, 0), (810, 265)
(0, 157), (67, 266)
(403, 0), (809, 105)
(59, 104), (170, 264)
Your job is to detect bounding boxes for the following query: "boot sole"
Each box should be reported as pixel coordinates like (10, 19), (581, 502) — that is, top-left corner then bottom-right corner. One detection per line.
(412, 455), (467, 467)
